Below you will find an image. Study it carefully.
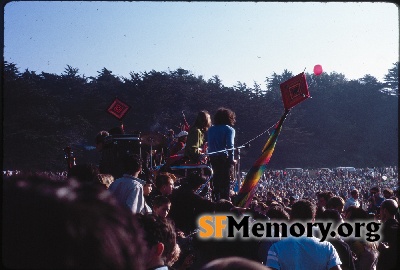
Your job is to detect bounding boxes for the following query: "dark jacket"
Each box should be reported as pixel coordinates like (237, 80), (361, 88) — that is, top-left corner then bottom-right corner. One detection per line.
(377, 218), (399, 270)
(168, 184), (216, 235)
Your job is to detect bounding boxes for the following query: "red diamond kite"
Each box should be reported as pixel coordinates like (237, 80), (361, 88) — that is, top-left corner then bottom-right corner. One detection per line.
(280, 72), (310, 110)
(107, 98), (131, 120)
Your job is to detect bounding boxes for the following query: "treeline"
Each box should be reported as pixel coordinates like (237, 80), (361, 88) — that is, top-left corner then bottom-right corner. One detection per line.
(2, 62), (398, 171)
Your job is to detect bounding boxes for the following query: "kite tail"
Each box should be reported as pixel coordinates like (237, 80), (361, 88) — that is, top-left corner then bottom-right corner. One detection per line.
(235, 110), (289, 208)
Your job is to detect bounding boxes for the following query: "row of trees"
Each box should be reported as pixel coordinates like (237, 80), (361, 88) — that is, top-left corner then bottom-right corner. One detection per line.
(2, 61), (398, 171)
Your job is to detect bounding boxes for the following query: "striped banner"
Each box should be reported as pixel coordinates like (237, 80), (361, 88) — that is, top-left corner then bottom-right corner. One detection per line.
(235, 110), (289, 208)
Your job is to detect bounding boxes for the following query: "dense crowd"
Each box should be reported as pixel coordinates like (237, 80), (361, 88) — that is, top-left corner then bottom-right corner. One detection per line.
(2, 163), (399, 270)
(4, 166), (397, 201)
(251, 166), (398, 212)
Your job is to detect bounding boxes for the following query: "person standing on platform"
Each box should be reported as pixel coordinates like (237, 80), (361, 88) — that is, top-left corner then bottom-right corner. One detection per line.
(170, 131), (188, 156)
(207, 107), (236, 201)
(184, 110), (212, 164)
(165, 129), (176, 159)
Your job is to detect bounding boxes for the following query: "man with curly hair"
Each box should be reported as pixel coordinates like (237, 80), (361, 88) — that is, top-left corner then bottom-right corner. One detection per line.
(207, 107), (236, 201)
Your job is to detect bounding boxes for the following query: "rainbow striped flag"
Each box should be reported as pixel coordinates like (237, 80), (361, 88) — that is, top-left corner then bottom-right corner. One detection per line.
(235, 110), (289, 208)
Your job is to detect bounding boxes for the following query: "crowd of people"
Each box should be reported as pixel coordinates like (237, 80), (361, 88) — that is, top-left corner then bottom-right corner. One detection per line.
(2, 106), (399, 270)
(251, 166), (398, 215)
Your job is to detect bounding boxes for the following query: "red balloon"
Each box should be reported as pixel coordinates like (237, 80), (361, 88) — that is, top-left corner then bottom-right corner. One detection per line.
(313, 64), (323, 76)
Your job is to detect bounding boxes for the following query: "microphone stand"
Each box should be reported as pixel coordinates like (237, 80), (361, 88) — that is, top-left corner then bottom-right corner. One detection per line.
(150, 138), (154, 168)
(236, 147), (241, 192)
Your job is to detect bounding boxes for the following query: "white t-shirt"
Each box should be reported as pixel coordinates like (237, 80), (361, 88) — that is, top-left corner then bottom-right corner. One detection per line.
(109, 174), (149, 214)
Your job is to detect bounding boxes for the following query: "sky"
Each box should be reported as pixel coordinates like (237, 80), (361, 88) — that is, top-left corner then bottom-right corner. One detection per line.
(3, 1), (399, 88)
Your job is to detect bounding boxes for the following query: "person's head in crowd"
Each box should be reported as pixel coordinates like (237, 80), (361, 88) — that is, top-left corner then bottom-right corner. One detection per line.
(266, 191), (275, 201)
(167, 244), (182, 268)
(155, 172), (175, 196)
(193, 110), (212, 132)
(317, 191), (334, 208)
(215, 198), (236, 212)
(270, 200), (283, 208)
(370, 186), (381, 198)
(326, 196), (345, 214)
(321, 208), (343, 222)
(168, 129), (175, 138)
(289, 195), (298, 206)
(95, 130), (110, 151)
(350, 189), (359, 200)
(282, 197), (290, 207)
(267, 205), (290, 221)
(344, 205), (356, 218)
(390, 196), (399, 203)
(254, 201), (268, 216)
(249, 200), (258, 211)
(98, 173), (114, 188)
(3, 173), (146, 269)
(181, 173), (207, 191)
(143, 178), (154, 196)
(286, 207), (295, 218)
(320, 209), (343, 230)
(214, 107), (236, 126)
(317, 209), (344, 239)
(290, 199), (316, 222)
(122, 153), (142, 176)
(153, 196), (171, 218)
(201, 256), (270, 270)
(383, 188), (393, 199)
(175, 130), (188, 143)
(67, 163), (101, 185)
(136, 214), (177, 269)
(345, 206), (369, 221)
(379, 199), (398, 222)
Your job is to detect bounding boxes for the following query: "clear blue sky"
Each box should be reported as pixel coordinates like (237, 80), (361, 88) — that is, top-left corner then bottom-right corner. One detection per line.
(4, 1), (399, 88)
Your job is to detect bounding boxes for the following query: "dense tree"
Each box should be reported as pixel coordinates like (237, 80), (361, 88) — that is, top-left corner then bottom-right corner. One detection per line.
(383, 62), (399, 95)
(4, 61), (20, 81)
(63, 65), (80, 78)
(2, 62), (398, 171)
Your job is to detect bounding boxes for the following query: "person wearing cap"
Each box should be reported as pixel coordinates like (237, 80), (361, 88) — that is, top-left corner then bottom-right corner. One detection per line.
(160, 131), (189, 170)
(170, 130), (188, 156)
